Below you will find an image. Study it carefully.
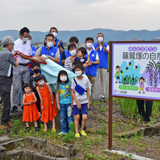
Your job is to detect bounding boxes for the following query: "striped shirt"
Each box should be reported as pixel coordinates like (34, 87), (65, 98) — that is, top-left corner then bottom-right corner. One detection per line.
(64, 56), (73, 71)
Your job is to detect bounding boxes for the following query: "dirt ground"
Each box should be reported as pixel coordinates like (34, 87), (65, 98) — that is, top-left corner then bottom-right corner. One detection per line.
(1, 100), (160, 160)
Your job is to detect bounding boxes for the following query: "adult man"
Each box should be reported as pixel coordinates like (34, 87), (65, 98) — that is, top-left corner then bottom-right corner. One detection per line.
(35, 33), (60, 63)
(0, 36), (19, 129)
(11, 27), (40, 113)
(93, 32), (109, 102)
(61, 36), (79, 65)
(137, 100), (153, 126)
(49, 27), (64, 53)
(85, 37), (99, 104)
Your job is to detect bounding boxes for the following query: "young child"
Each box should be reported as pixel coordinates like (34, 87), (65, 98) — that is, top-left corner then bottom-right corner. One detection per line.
(35, 74), (57, 132)
(29, 62), (47, 127)
(56, 70), (73, 135)
(71, 64), (91, 138)
(22, 83), (40, 132)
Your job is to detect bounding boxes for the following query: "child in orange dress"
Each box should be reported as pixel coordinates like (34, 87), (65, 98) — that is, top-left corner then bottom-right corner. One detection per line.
(35, 74), (57, 132)
(22, 83), (40, 132)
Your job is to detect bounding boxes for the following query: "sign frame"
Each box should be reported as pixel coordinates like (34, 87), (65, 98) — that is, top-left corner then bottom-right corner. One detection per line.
(108, 41), (160, 150)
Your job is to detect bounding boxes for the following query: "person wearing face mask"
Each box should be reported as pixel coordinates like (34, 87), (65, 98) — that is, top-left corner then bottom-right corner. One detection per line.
(64, 43), (77, 71)
(11, 27), (41, 113)
(85, 37), (99, 105)
(29, 62), (47, 128)
(71, 64), (91, 138)
(93, 32), (109, 102)
(35, 33), (60, 64)
(49, 27), (64, 53)
(61, 36), (79, 65)
(55, 70), (73, 135)
(0, 36), (19, 129)
(28, 35), (37, 77)
(35, 74), (57, 132)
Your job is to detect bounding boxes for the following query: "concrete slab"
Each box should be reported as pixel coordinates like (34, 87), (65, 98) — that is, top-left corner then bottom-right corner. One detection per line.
(0, 136), (10, 144)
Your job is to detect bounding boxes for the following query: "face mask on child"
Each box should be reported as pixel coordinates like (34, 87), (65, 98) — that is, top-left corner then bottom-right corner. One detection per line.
(34, 69), (40, 74)
(39, 81), (44, 86)
(75, 71), (82, 76)
(60, 76), (67, 82)
(70, 49), (77, 56)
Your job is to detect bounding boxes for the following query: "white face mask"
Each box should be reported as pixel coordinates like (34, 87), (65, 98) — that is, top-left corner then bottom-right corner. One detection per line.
(22, 37), (28, 43)
(28, 40), (32, 45)
(47, 42), (53, 48)
(70, 49), (77, 56)
(75, 71), (82, 76)
(52, 32), (58, 38)
(98, 37), (103, 42)
(39, 81), (44, 86)
(86, 43), (92, 48)
(60, 76), (67, 82)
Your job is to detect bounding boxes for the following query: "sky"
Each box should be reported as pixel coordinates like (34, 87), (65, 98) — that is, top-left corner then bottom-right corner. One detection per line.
(0, 0), (160, 32)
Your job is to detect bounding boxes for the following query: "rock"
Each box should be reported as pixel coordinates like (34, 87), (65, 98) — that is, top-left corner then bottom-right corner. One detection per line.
(26, 137), (47, 149)
(46, 140), (70, 158)
(0, 145), (6, 153)
(0, 136), (10, 144)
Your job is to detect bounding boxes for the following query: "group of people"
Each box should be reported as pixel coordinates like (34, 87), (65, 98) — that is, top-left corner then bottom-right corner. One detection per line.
(0, 26), (153, 137)
(0, 27), (109, 137)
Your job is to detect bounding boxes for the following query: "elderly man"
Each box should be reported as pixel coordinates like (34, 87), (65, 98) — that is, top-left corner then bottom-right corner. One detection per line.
(93, 32), (109, 102)
(0, 36), (19, 129)
(11, 27), (40, 113)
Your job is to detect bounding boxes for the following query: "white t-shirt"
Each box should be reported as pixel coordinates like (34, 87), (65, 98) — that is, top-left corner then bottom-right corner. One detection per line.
(13, 38), (32, 64)
(71, 76), (91, 105)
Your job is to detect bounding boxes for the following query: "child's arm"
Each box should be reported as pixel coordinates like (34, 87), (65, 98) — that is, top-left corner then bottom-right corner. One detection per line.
(36, 86), (45, 110)
(71, 89), (81, 109)
(56, 90), (61, 110)
(86, 54), (90, 64)
(22, 95), (31, 106)
(46, 83), (54, 105)
(86, 87), (90, 109)
(31, 92), (37, 103)
(71, 90), (73, 109)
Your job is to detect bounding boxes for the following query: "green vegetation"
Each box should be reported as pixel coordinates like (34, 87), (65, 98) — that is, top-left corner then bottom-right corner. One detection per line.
(121, 74), (138, 85)
(0, 47), (2, 51)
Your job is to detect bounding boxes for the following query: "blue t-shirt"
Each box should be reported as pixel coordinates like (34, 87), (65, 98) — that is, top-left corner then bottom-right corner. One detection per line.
(56, 81), (71, 104)
(74, 57), (88, 64)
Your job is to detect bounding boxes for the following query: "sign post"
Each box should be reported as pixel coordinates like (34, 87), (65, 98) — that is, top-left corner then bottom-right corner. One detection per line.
(108, 41), (160, 150)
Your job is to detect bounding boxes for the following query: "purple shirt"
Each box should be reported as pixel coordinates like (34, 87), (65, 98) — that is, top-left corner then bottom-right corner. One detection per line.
(139, 83), (144, 88)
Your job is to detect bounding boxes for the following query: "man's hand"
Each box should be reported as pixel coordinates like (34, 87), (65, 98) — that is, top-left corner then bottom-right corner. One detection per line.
(12, 51), (18, 56)
(57, 104), (61, 110)
(77, 102), (82, 109)
(40, 57), (47, 64)
(57, 40), (62, 48)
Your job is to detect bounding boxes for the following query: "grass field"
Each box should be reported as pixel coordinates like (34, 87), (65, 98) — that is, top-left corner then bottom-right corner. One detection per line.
(0, 47), (2, 51)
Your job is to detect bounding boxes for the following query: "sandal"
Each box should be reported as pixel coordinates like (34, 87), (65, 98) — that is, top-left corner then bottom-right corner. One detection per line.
(26, 127), (30, 133)
(35, 127), (39, 132)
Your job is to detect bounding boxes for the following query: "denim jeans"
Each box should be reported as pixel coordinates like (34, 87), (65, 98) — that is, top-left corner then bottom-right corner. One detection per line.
(60, 103), (73, 132)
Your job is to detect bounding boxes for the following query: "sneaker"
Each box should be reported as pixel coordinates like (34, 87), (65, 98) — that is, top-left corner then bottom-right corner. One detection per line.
(99, 97), (106, 102)
(58, 132), (67, 136)
(79, 130), (87, 136)
(75, 133), (80, 138)
(11, 106), (18, 113)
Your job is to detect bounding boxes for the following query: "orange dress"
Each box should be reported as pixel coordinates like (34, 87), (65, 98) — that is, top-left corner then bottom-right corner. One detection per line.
(37, 83), (57, 123)
(22, 92), (40, 122)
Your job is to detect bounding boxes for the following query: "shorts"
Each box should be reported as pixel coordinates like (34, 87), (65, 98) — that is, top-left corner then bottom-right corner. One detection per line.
(116, 76), (120, 79)
(72, 103), (88, 115)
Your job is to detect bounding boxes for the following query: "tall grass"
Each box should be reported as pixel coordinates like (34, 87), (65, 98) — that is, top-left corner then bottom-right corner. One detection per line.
(118, 98), (160, 119)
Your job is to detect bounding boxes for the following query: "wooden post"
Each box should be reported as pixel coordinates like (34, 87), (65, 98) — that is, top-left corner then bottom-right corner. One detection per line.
(108, 41), (113, 150)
